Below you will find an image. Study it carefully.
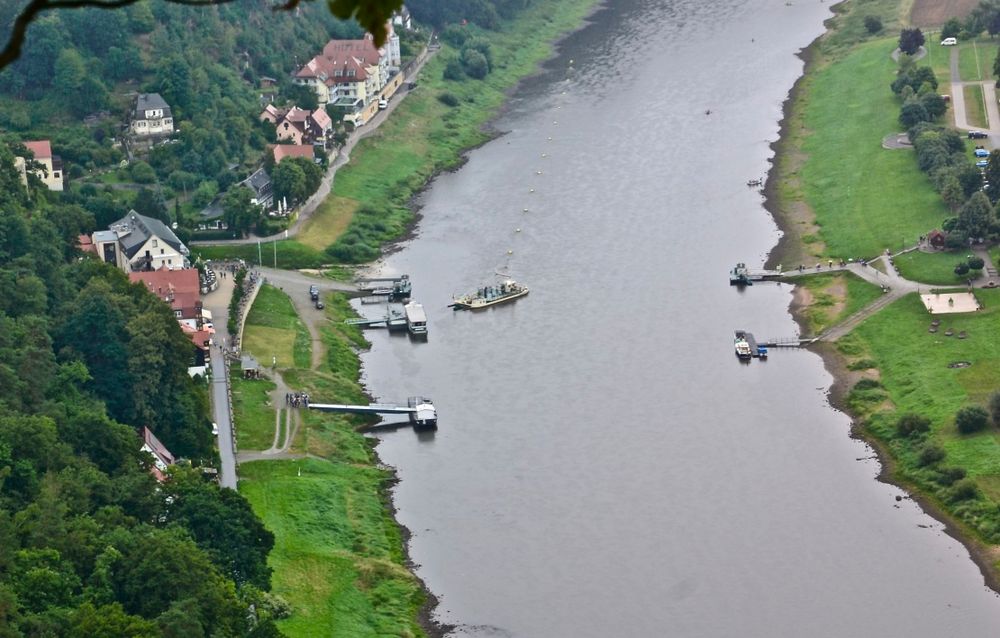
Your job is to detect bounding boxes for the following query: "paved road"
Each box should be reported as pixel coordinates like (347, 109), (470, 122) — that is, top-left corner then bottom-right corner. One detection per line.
(949, 46), (1000, 146)
(193, 47), (439, 247)
(203, 275), (239, 489)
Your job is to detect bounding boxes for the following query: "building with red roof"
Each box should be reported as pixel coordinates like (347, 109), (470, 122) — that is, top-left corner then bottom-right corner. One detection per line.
(129, 267), (202, 321)
(272, 144), (315, 164)
(22, 140), (63, 191)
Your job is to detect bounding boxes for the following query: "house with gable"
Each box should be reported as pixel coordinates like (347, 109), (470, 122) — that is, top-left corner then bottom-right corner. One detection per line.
(129, 267), (203, 323)
(22, 140), (64, 191)
(239, 167), (274, 209)
(94, 210), (191, 272)
(272, 144), (315, 164)
(262, 105), (333, 146)
(140, 426), (175, 482)
(294, 28), (404, 126)
(130, 93), (175, 137)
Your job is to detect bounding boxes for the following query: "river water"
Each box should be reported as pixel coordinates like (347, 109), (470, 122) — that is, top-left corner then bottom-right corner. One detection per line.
(358, 0), (1000, 635)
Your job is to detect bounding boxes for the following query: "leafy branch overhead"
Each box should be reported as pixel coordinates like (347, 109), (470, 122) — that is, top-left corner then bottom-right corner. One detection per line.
(0, 0), (402, 71)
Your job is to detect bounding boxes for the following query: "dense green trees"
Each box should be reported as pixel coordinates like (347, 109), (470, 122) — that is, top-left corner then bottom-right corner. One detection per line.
(0, 146), (276, 636)
(956, 405), (990, 434)
(898, 28), (925, 55)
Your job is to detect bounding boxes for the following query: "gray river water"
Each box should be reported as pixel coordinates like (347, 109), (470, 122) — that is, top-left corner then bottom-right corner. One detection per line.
(358, 0), (1000, 635)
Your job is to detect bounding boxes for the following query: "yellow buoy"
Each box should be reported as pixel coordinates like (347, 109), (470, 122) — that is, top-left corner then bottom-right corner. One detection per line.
(507, 250), (514, 255)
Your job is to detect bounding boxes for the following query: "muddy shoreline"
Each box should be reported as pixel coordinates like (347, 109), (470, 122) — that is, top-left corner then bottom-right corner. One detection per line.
(763, 3), (1000, 598)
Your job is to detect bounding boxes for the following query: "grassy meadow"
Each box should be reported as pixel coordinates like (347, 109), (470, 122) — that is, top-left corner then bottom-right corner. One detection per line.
(784, 272), (884, 334)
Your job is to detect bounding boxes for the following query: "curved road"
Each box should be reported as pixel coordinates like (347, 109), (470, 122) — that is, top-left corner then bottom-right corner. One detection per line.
(193, 47), (438, 247)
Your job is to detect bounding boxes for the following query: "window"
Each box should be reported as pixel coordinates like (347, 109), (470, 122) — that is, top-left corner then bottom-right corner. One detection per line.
(152, 239), (158, 247)
(53, 172), (60, 178)
(160, 249), (164, 254)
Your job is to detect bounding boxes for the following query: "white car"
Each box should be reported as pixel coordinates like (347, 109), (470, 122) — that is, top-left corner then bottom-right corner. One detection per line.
(378, 98), (389, 110)
(941, 37), (958, 46)
(212, 422), (219, 435)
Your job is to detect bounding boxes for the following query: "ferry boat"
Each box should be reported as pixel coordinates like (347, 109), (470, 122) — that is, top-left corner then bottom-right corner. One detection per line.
(734, 336), (753, 360)
(450, 279), (529, 310)
(404, 301), (427, 336)
(730, 263), (753, 286)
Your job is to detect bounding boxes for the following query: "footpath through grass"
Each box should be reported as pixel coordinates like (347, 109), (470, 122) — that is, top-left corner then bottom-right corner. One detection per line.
(798, 38), (949, 258)
(963, 83), (988, 129)
(784, 272), (884, 335)
(236, 289), (428, 636)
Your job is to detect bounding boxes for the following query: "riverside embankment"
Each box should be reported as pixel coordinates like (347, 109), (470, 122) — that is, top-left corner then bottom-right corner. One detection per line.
(224, 1), (623, 635)
(767, 0), (1000, 593)
(356, 0), (1000, 635)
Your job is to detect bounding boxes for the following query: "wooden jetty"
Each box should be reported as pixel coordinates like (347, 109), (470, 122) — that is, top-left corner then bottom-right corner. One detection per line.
(309, 396), (437, 429)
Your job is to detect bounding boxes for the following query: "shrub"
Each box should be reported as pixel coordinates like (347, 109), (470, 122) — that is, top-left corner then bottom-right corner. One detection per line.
(917, 444), (946, 466)
(941, 18), (962, 40)
(948, 478), (979, 502)
(437, 92), (460, 107)
(935, 466), (966, 486)
(967, 256), (985, 270)
(895, 413), (931, 438)
(853, 378), (882, 391)
(864, 16), (883, 34)
(990, 391), (1000, 427)
(900, 98), (930, 128)
(847, 358), (877, 371)
(955, 405), (989, 434)
(460, 49), (489, 79)
(955, 262), (970, 275)
(443, 58), (465, 81)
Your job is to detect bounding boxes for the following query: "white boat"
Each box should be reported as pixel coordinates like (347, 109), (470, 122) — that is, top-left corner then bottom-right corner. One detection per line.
(404, 301), (427, 335)
(734, 337), (753, 359)
(451, 279), (529, 310)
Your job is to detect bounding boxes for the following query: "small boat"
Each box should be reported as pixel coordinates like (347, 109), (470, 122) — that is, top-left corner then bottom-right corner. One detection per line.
(730, 263), (753, 286)
(450, 279), (529, 310)
(735, 337), (753, 360)
(404, 301), (427, 336)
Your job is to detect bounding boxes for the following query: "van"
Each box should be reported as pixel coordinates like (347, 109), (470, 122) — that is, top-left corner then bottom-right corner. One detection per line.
(941, 37), (958, 46)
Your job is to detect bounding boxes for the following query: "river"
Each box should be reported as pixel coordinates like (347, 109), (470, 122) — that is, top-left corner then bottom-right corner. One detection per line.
(358, 0), (1000, 635)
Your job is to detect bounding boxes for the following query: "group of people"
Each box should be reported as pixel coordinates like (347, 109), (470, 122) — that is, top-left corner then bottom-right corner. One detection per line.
(286, 392), (310, 408)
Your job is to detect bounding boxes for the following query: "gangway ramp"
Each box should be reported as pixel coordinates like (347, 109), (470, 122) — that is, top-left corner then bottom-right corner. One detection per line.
(309, 396), (437, 429)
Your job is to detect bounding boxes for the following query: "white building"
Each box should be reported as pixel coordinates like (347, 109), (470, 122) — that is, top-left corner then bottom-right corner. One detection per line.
(96, 210), (191, 272)
(22, 140), (63, 191)
(130, 93), (175, 137)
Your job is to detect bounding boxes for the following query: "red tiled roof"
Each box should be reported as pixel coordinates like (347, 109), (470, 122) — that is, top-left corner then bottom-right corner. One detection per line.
(78, 234), (97, 253)
(140, 426), (175, 469)
(130, 267), (201, 318)
(23, 140), (52, 160)
(272, 144), (314, 163)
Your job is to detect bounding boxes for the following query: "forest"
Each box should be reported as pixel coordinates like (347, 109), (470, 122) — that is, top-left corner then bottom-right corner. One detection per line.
(0, 143), (280, 636)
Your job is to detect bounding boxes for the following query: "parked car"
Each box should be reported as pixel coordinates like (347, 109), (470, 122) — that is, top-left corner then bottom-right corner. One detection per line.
(941, 37), (958, 46)
(212, 422), (219, 435)
(309, 284), (319, 300)
(975, 148), (990, 157)
(378, 98), (389, 110)
(969, 130), (988, 139)
(315, 300), (325, 310)
(976, 159), (989, 168)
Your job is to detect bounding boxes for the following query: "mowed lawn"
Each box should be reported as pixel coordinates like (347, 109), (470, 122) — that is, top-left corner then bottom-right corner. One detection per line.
(799, 39), (949, 258)
(229, 372), (277, 450)
(243, 284), (311, 369)
(854, 290), (1000, 479)
(893, 249), (977, 285)
(958, 38), (996, 82)
(963, 83), (988, 129)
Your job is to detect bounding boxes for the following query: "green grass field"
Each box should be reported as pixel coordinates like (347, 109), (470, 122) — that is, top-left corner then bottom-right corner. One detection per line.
(894, 250), (974, 285)
(192, 241), (327, 270)
(798, 39), (949, 259)
(958, 39), (996, 82)
(964, 83), (988, 129)
(243, 285), (311, 369)
(848, 290), (1000, 542)
(234, 288), (427, 635)
(230, 372), (277, 450)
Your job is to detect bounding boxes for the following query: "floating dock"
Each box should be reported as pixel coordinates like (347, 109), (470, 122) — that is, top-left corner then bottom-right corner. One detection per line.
(730, 263), (783, 285)
(345, 307), (408, 331)
(309, 396), (437, 429)
(735, 330), (768, 358)
(356, 275), (412, 301)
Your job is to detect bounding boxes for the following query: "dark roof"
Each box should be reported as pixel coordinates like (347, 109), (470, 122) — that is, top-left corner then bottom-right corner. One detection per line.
(110, 210), (188, 259)
(135, 93), (172, 118)
(241, 167), (272, 196)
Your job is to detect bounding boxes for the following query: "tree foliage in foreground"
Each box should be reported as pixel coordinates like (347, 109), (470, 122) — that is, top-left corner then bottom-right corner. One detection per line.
(0, 143), (277, 637)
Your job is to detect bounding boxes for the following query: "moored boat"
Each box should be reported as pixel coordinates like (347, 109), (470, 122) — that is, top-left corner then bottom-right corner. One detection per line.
(450, 279), (529, 310)
(734, 336), (753, 359)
